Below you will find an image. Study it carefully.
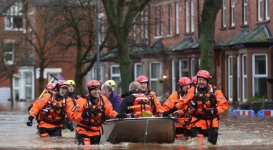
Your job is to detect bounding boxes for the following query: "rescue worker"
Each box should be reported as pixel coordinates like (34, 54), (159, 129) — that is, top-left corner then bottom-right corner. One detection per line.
(26, 80), (75, 138)
(63, 80), (79, 131)
(162, 70), (229, 145)
(136, 75), (164, 114)
(191, 75), (197, 87)
(105, 80), (117, 92)
(102, 80), (121, 112)
(162, 77), (192, 138)
(70, 80), (125, 145)
(119, 81), (153, 117)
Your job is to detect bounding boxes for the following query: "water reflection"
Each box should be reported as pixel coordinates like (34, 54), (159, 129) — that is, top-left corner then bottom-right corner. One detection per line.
(1, 101), (273, 150)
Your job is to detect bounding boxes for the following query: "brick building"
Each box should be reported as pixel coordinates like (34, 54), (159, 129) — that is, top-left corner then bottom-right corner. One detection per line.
(0, 0), (272, 103)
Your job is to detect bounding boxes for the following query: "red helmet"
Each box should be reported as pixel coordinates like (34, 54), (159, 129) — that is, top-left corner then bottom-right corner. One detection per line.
(192, 76), (197, 84)
(196, 70), (210, 80)
(178, 77), (192, 86)
(87, 80), (101, 89)
(56, 80), (68, 88)
(46, 83), (55, 90)
(137, 75), (148, 83)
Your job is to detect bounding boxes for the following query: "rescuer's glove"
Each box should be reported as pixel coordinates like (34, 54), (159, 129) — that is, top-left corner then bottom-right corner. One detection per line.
(26, 116), (34, 126)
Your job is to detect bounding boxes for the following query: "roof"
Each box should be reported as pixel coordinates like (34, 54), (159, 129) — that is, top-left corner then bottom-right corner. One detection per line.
(169, 36), (199, 51)
(0, 0), (17, 15)
(100, 40), (166, 61)
(223, 24), (272, 46)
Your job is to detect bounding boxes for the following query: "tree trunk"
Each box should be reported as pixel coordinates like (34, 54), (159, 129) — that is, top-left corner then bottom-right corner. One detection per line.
(75, 69), (83, 95)
(117, 40), (131, 93)
(199, 0), (222, 81)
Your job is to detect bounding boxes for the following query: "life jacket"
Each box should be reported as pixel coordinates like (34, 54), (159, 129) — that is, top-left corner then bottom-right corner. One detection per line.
(39, 95), (66, 125)
(78, 96), (106, 131)
(127, 93), (153, 117)
(144, 90), (156, 113)
(190, 86), (217, 119)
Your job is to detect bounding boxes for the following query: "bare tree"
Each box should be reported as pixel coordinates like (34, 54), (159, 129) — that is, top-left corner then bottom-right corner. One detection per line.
(0, 31), (24, 108)
(102, 0), (151, 93)
(22, 0), (70, 94)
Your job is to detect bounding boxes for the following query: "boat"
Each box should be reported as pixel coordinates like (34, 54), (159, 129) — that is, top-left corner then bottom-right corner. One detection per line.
(101, 117), (176, 144)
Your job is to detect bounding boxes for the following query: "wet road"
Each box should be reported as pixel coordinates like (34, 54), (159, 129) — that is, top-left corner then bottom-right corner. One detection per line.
(0, 101), (273, 150)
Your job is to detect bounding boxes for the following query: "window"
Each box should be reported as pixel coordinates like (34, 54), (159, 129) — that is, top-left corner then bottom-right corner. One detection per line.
(243, 0), (248, 25)
(228, 56), (233, 100)
(150, 62), (162, 96)
(190, 0), (194, 32)
(132, 18), (137, 40)
(258, 0), (262, 21)
(18, 67), (35, 101)
(168, 4), (173, 36)
(4, 2), (23, 30)
(13, 77), (19, 101)
(242, 55), (247, 102)
(134, 63), (143, 80)
(175, 2), (180, 34)
(171, 60), (177, 92)
(179, 59), (189, 77)
(185, 0), (189, 33)
(25, 72), (32, 99)
(265, 0), (270, 20)
(185, 0), (194, 33)
(252, 54), (268, 97)
(111, 65), (121, 94)
(155, 6), (163, 36)
(222, 0), (227, 28)
(3, 41), (15, 65)
(237, 56), (241, 101)
(99, 13), (105, 44)
(140, 7), (149, 40)
(230, 0), (235, 27)
(190, 58), (195, 77)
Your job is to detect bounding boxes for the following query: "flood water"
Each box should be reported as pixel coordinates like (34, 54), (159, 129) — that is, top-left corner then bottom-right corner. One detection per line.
(0, 101), (273, 150)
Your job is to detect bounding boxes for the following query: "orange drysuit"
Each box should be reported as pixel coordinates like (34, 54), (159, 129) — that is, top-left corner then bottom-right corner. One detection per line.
(71, 95), (118, 137)
(175, 84), (229, 129)
(163, 91), (190, 137)
(29, 92), (75, 129)
(144, 90), (164, 113)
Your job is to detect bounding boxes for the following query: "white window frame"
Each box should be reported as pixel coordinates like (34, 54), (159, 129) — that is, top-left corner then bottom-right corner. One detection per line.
(149, 62), (162, 96)
(110, 65), (121, 94)
(18, 67), (35, 100)
(134, 63), (142, 80)
(237, 55), (240, 101)
(168, 4), (173, 36)
(222, 0), (227, 28)
(4, 2), (23, 30)
(3, 40), (15, 65)
(175, 2), (180, 35)
(12, 75), (20, 101)
(258, 0), (262, 21)
(179, 59), (189, 77)
(242, 54), (247, 102)
(243, 0), (248, 25)
(36, 68), (62, 79)
(227, 56), (233, 101)
(231, 0), (235, 27)
(265, 0), (270, 20)
(172, 60), (176, 92)
(185, 0), (190, 33)
(252, 54), (268, 96)
(190, 0), (194, 32)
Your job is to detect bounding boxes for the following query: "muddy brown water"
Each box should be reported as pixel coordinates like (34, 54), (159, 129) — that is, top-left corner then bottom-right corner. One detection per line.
(0, 101), (273, 150)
